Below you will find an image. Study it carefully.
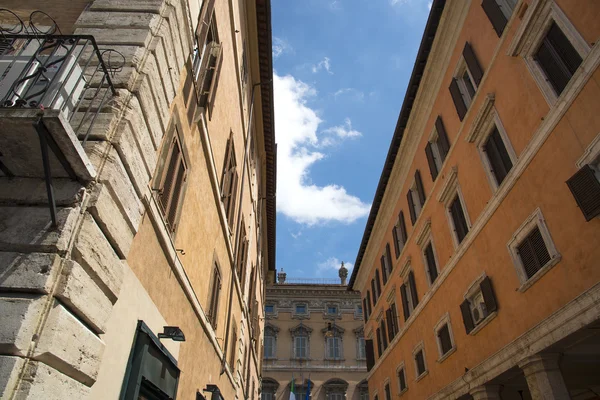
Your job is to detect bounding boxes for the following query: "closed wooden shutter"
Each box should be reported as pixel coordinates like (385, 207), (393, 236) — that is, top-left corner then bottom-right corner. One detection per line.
(363, 298), (368, 322)
(438, 324), (452, 354)
(209, 266), (221, 328)
(207, 44), (224, 118)
(517, 227), (551, 279)
(450, 196), (469, 243)
(380, 320), (388, 349)
(425, 143), (438, 181)
(196, 0), (216, 49)
(415, 350), (425, 375)
(408, 271), (419, 307)
(228, 170), (239, 226)
(435, 116), (450, 160)
(376, 328), (382, 357)
(566, 164), (600, 221)
(398, 368), (406, 390)
(399, 211), (408, 243)
(480, 276), (498, 313)
(463, 42), (483, 86)
(424, 243), (438, 284)
(371, 280), (377, 304)
(166, 157), (186, 230)
(484, 127), (513, 185)
(415, 170), (426, 205)
(449, 79), (467, 121)
(390, 303), (399, 334)
(367, 292), (372, 316)
(199, 43), (221, 108)
(407, 191), (417, 225)
(386, 308), (394, 340)
(400, 284), (410, 321)
(460, 299), (475, 334)
(386, 243), (393, 273)
(380, 255), (388, 284)
(392, 226), (400, 258)
(365, 339), (375, 371)
(482, 0), (508, 37)
(159, 135), (187, 232)
(385, 384), (391, 400)
(375, 269), (382, 299)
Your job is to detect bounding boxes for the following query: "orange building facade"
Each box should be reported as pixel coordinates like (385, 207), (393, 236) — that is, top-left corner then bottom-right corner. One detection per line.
(349, 1), (600, 399)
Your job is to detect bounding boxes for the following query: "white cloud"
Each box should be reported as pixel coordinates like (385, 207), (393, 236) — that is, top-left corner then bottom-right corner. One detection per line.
(333, 88), (365, 102)
(273, 37), (292, 59)
(427, 1), (432, 9)
(318, 257), (354, 274)
(323, 118), (362, 139)
(311, 57), (333, 74)
(274, 73), (371, 225)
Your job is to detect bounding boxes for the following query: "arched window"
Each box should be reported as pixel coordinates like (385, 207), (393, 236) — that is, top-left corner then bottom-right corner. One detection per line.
(323, 378), (348, 400)
(290, 324), (312, 360)
(264, 324), (279, 359)
(357, 380), (369, 400)
(261, 378), (279, 400)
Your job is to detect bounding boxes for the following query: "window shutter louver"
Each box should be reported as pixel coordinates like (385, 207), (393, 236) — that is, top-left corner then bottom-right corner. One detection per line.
(371, 280), (377, 304)
(449, 79), (467, 121)
(166, 159), (186, 230)
(407, 191), (417, 225)
(482, 0), (508, 37)
(463, 42), (483, 86)
(415, 170), (426, 206)
(480, 276), (498, 314)
(380, 321), (388, 349)
(198, 43), (221, 107)
(375, 269), (382, 299)
(460, 299), (475, 334)
(159, 138), (180, 214)
(416, 351), (425, 375)
(566, 165), (600, 221)
(376, 328), (382, 357)
(518, 227), (551, 279)
(392, 226), (400, 258)
(367, 292), (372, 316)
(435, 116), (450, 161)
(400, 284), (410, 321)
(196, 0), (216, 49)
(381, 256), (388, 284)
(399, 211), (408, 243)
(408, 271), (419, 307)
(450, 197), (469, 243)
(363, 298), (368, 322)
(485, 127), (513, 185)
(386, 309), (394, 339)
(386, 243), (393, 273)
(391, 303), (399, 334)
(365, 339), (375, 371)
(208, 44), (224, 118)
(227, 170), (239, 227)
(425, 244), (438, 283)
(547, 23), (582, 75)
(425, 143), (438, 181)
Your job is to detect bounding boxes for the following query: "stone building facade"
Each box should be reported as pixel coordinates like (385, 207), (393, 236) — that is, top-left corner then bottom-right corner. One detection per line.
(0, 0), (276, 399)
(349, 0), (600, 399)
(261, 268), (368, 400)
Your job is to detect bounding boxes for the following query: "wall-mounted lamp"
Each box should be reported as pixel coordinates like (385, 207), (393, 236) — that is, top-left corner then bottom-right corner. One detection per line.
(158, 326), (186, 342)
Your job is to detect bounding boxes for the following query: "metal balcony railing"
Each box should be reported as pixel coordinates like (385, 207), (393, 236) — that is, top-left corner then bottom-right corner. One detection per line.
(262, 358), (367, 370)
(280, 278), (343, 285)
(0, 33), (121, 143)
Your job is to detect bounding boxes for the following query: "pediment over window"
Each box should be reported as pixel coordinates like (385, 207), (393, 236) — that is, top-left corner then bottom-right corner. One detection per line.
(353, 326), (365, 337)
(264, 323), (280, 336)
(323, 378), (349, 393)
(262, 377), (279, 390)
(289, 323), (312, 335)
(321, 324), (345, 336)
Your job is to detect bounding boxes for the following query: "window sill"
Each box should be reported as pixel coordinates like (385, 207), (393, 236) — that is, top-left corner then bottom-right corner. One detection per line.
(436, 346), (457, 364)
(398, 387), (408, 397)
(469, 311), (498, 336)
(415, 370), (428, 383)
(518, 254), (562, 293)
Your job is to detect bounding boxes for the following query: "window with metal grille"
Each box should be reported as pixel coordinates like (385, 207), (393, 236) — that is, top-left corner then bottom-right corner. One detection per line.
(398, 367), (407, 391)
(208, 263), (221, 328)
(437, 324), (453, 355)
(484, 127), (513, 186)
(449, 195), (469, 244)
(517, 226), (551, 280)
(534, 22), (583, 96)
(415, 349), (426, 376)
(385, 383), (391, 400)
(158, 132), (187, 233)
(424, 243), (439, 285)
(221, 135), (238, 228)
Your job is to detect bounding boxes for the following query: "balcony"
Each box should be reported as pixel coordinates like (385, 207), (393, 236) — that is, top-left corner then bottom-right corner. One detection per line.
(262, 358), (367, 372)
(0, 33), (120, 224)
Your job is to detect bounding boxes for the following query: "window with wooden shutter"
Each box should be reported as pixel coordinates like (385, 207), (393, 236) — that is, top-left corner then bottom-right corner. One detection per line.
(408, 270), (419, 307)
(461, 275), (498, 334)
(415, 170), (426, 206)
(380, 320), (388, 349)
(363, 298), (369, 322)
(381, 255), (388, 285)
(158, 132), (187, 233)
(221, 135), (238, 228)
(385, 243), (393, 275)
(407, 190), (417, 225)
(450, 78), (467, 121)
(390, 303), (399, 337)
(208, 263), (221, 328)
(415, 350), (426, 376)
(386, 308), (394, 340)
(398, 367), (407, 391)
(482, 0), (511, 37)
(229, 323), (238, 369)
(376, 328), (382, 357)
(385, 383), (391, 400)
(517, 226), (551, 280)
(480, 276), (498, 314)
(398, 211), (408, 244)
(375, 269), (382, 300)
(449, 195), (469, 244)
(463, 42), (483, 86)
(424, 243), (438, 285)
(484, 127), (513, 186)
(534, 22), (583, 96)
(437, 324), (453, 355)
(367, 292), (372, 317)
(435, 117), (450, 160)
(365, 339), (375, 371)
(371, 280), (377, 305)
(392, 226), (401, 258)
(566, 164), (600, 221)
(460, 299), (475, 334)
(425, 142), (439, 181)
(400, 284), (410, 321)
(393, 212), (407, 257)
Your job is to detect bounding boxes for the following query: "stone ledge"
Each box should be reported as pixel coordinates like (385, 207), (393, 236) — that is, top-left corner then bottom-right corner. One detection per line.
(0, 355), (25, 399)
(0, 252), (61, 294)
(89, 0), (166, 13)
(14, 359), (90, 399)
(0, 295), (46, 357)
(0, 178), (83, 207)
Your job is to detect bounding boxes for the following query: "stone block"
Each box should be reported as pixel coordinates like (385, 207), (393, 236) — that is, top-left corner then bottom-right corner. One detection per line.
(55, 260), (113, 335)
(0, 178), (83, 207)
(72, 213), (124, 303)
(113, 122), (154, 198)
(149, 37), (175, 103)
(33, 301), (105, 386)
(74, 27), (153, 47)
(140, 60), (170, 129)
(162, 6), (187, 68)
(0, 207), (80, 254)
(86, 142), (144, 232)
(87, 184), (135, 258)
(72, 113), (118, 142)
(14, 359), (90, 399)
(0, 295), (46, 356)
(89, 0), (166, 13)
(0, 252), (61, 293)
(76, 11), (161, 32)
(0, 355), (25, 399)
(135, 81), (165, 146)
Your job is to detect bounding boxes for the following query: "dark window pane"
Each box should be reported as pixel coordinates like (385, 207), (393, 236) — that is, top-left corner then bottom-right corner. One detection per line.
(450, 196), (469, 243)
(484, 127), (513, 185)
(416, 350), (425, 375)
(438, 324), (453, 355)
(517, 227), (551, 279)
(425, 244), (438, 284)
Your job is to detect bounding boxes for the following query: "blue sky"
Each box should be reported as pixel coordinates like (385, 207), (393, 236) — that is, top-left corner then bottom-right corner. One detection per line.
(272, 0), (432, 281)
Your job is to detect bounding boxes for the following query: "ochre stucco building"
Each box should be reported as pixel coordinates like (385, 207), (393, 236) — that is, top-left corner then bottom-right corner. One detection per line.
(0, 0), (276, 399)
(349, 0), (600, 399)
(261, 267), (368, 400)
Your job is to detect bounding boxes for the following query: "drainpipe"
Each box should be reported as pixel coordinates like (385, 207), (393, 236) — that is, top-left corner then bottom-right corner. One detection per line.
(221, 80), (270, 375)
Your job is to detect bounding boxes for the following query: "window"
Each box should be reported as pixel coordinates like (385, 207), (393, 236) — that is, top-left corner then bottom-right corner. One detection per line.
(229, 322), (238, 369)
(423, 242), (439, 286)
(326, 336), (342, 359)
(400, 270), (419, 320)
(374, 269), (382, 302)
(265, 304), (274, 314)
(324, 379), (348, 400)
(413, 343), (427, 379)
(121, 321), (180, 400)
(365, 339), (375, 371)
(407, 170), (426, 225)
(482, 0), (517, 37)
(449, 194), (469, 244)
(392, 211), (408, 258)
(208, 262), (221, 328)
(365, 293), (372, 321)
(381, 243), (393, 284)
(460, 275), (498, 335)
(192, 2), (223, 117)
(425, 117), (451, 181)
(356, 304), (363, 319)
(433, 313), (455, 362)
(157, 130), (188, 233)
(236, 223), (249, 286)
(221, 135), (238, 228)
(567, 162), (600, 221)
(264, 325), (278, 359)
(386, 303), (400, 341)
(295, 303), (307, 315)
(384, 382), (392, 400)
(291, 325), (311, 359)
(327, 305), (338, 315)
(261, 379), (278, 400)
(449, 43), (483, 121)
(397, 364), (407, 393)
(376, 328), (383, 358)
(507, 208), (560, 290)
(379, 320), (388, 352)
(357, 336), (366, 360)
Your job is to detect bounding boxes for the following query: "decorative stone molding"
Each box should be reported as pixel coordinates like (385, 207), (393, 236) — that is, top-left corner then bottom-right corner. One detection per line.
(415, 218), (432, 246)
(465, 94), (495, 143)
(436, 166), (459, 204)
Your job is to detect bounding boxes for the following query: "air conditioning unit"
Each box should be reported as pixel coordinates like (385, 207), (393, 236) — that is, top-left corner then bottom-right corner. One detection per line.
(470, 293), (488, 325)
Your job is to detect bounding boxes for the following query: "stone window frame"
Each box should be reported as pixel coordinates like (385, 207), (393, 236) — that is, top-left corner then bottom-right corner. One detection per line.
(399, 258), (417, 316)
(290, 324), (312, 360)
(412, 341), (428, 382)
(322, 325), (345, 360)
(452, 57), (478, 109)
(433, 312), (457, 363)
(415, 220), (441, 287)
(463, 273), (499, 335)
(264, 303), (276, 315)
(396, 361), (408, 396)
(263, 323), (279, 360)
(354, 326), (366, 361)
(437, 167), (473, 249)
(207, 252), (223, 330)
(383, 378), (392, 400)
(506, 207), (561, 292)
(324, 302), (341, 319)
(507, 0), (590, 105)
(293, 302), (309, 319)
(354, 303), (364, 320)
(467, 98), (519, 192)
(427, 124), (445, 178)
